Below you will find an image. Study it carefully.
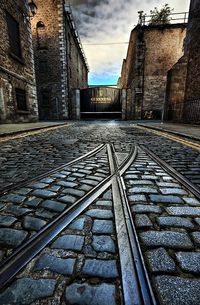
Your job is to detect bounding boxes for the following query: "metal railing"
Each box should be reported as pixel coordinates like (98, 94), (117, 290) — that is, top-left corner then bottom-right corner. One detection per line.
(138, 11), (189, 26)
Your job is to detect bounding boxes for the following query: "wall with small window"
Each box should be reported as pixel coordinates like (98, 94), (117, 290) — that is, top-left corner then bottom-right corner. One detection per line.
(31, 0), (88, 121)
(0, 0), (38, 123)
(31, 0), (63, 120)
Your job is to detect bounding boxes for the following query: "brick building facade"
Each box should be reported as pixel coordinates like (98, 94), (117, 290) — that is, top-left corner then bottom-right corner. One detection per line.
(118, 22), (186, 120)
(164, 55), (188, 121)
(165, 0), (200, 123)
(0, 0), (38, 123)
(31, 0), (88, 121)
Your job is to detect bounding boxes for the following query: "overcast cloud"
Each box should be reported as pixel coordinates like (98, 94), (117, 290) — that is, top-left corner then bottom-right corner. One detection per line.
(69, 0), (190, 85)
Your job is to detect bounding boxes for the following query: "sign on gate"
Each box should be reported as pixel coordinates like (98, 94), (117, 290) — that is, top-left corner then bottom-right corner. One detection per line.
(80, 87), (122, 117)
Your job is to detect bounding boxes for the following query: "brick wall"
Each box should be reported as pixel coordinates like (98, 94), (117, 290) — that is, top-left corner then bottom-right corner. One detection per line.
(118, 29), (140, 119)
(32, 0), (63, 120)
(163, 0), (200, 124)
(0, 0), (38, 123)
(31, 0), (88, 121)
(142, 25), (186, 118)
(164, 56), (188, 121)
(185, 0), (200, 102)
(118, 24), (186, 120)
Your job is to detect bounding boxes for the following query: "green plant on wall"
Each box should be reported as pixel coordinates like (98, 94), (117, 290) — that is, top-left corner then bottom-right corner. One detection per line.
(149, 4), (173, 25)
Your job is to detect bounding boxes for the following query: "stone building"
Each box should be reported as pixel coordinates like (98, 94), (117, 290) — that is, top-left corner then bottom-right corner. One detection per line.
(31, 0), (88, 121)
(165, 0), (200, 123)
(118, 20), (187, 120)
(0, 0), (38, 123)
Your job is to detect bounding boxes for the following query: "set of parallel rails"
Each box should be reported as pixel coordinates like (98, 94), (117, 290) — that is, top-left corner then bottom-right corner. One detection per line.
(141, 145), (200, 200)
(108, 144), (157, 305)
(0, 144), (105, 196)
(0, 144), (157, 305)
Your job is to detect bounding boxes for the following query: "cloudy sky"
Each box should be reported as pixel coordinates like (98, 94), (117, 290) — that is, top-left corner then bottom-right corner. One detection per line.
(69, 0), (190, 85)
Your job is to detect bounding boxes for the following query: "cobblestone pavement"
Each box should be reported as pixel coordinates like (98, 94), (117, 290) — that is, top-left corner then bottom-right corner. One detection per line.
(124, 148), (200, 305)
(0, 121), (200, 191)
(0, 188), (120, 305)
(0, 120), (200, 305)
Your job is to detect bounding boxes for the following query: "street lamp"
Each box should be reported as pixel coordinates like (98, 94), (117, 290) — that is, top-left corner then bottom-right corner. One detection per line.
(28, 0), (37, 18)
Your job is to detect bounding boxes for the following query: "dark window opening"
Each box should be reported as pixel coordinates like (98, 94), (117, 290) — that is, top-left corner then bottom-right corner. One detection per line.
(15, 89), (27, 111)
(37, 21), (45, 28)
(39, 60), (48, 73)
(6, 11), (22, 59)
(36, 21), (47, 50)
(41, 90), (50, 107)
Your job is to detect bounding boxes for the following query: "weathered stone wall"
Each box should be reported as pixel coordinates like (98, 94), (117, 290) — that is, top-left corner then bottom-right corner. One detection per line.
(118, 24), (186, 120)
(0, 0), (38, 123)
(164, 56), (188, 121)
(118, 29), (139, 119)
(163, 0), (200, 124)
(143, 25), (186, 118)
(67, 23), (88, 91)
(184, 0), (200, 121)
(31, 0), (88, 121)
(31, 0), (64, 120)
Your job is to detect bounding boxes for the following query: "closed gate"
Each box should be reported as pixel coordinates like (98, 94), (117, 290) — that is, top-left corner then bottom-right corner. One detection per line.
(80, 87), (122, 118)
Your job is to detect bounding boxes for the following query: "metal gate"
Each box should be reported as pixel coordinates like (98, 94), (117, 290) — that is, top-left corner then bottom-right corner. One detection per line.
(80, 87), (122, 118)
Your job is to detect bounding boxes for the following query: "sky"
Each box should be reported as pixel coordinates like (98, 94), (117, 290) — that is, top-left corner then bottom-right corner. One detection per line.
(69, 0), (190, 85)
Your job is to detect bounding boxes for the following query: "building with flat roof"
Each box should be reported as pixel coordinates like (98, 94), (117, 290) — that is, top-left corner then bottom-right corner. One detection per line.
(31, 0), (88, 121)
(0, 0), (38, 123)
(164, 0), (200, 123)
(118, 13), (187, 120)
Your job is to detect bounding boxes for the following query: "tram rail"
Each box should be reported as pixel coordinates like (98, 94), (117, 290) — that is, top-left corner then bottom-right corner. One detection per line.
(0, 144), (157, 305)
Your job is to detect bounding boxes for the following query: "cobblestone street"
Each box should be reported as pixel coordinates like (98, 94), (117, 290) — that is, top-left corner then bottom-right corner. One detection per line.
(0, 120), (200, 305)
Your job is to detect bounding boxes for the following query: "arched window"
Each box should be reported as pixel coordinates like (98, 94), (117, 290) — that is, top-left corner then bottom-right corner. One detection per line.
(36, 21), (47, 49)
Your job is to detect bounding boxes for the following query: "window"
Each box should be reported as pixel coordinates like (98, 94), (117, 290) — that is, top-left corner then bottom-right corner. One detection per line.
(41, 90), (50, 107)
(39, 60), (48, 73)
(36, 21), (47, 50)
(15, 89), (27, 111)
(6, 11), (22, 59)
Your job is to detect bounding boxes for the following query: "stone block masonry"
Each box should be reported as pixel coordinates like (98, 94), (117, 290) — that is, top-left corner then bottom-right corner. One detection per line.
(118, 23), (186, 120)
(164, 56), (188, 122)
(164, 0), (200, 124)
(0, 0), (38, 123)
(142, 26), (186, 118)
(124, 148), (200, 305)
(31, 0), (88, 121)
(184, 0), (200, 105)
(0, 187), (120, 305)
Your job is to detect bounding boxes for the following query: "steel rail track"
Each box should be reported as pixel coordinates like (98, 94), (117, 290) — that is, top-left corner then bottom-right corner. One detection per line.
(108, 144), (157, 305)
(0, 144), (136, 290)
(0, 143), (105, 196)
(0, 143), (157, 305)
(141, 145), (200, 200)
